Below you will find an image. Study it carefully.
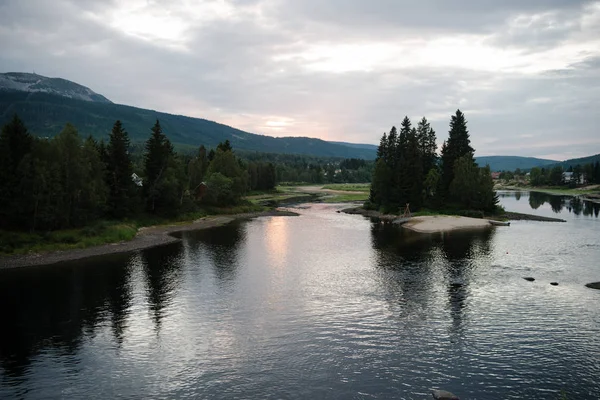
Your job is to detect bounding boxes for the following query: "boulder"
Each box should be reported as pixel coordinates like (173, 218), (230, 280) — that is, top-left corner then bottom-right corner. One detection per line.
(432, 389), (459, 400)
(523, 277), (535, 282)
(585, 282), (600, 290)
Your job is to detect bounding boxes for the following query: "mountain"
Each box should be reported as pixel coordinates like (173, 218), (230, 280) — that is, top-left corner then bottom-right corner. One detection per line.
(0, 72), (112, 103)
(552, 154), (600, 170)
(330, 141), (379, 151)
(0, 85), (376, 159)
(475, 156), (558, 172)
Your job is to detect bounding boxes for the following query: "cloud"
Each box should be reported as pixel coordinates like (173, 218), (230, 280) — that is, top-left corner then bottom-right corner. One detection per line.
(0, 0), (599, 159)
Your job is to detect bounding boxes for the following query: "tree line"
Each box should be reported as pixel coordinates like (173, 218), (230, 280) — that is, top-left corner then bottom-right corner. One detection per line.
(0, 115), (377, 232)
(368, 110), (498, 214)
(529, 162), (600, 187)
(0, 115), (272, 231)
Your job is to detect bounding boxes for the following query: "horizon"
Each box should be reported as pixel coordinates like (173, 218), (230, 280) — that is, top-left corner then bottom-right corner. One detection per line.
(1, 1), (599, 160)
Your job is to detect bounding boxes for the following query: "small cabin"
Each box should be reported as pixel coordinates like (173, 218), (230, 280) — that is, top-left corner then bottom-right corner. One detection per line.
(131, 173), (143, 187)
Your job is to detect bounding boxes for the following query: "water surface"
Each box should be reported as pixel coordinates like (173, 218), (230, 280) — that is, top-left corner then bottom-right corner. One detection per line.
(1, 192), (599, 399)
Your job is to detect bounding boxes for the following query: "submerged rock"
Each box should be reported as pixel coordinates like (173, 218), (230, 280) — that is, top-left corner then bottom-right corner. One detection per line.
(550, 282), (559, 286)
(585, 282), (600, 290)
(432, 389), (459, 400)
(523, 277), (535, 282)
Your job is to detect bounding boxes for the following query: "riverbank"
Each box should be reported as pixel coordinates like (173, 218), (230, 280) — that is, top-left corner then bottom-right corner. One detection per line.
(342, 207), (567, 232)
(496, 184), (600, 197)
(342, 207), (495, 232)
(0, 209), (298, 269)
(403, 215), (492, 233)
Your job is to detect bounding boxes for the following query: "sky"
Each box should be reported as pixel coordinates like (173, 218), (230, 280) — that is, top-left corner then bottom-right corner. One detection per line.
(1, 0), (599, 160)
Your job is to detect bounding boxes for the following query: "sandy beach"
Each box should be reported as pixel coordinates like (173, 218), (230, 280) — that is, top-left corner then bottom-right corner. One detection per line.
(403, 215), (492, 233)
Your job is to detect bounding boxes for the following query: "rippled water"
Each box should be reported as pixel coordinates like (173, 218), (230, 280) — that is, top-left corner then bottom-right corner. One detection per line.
(1, 192), (600, 399)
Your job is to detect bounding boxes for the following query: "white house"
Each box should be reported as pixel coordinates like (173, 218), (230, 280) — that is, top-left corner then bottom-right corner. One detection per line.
(131, 173), (143, 187)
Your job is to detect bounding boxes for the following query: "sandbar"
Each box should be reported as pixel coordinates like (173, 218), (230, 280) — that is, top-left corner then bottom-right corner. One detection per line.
(403, 215), (492, 233)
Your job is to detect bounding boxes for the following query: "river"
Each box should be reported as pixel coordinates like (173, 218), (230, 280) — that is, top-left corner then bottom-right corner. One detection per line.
(1, 192), (599, 399)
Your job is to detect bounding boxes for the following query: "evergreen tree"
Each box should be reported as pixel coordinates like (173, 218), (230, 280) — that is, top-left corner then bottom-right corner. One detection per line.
(405, 127), (424, 210)
(81, 136), (109, 222)
(394, 117), (413, 209)
(440, 109), (474, 199)
(0, 115), (33, 228)
(549, 165), (564, 186)
(188, 145), (209, 198)
(144, 120), (175, 212)
(106, 120), (136, 218)
(416, 117), (437, 175)
(217, 140), (233, 152)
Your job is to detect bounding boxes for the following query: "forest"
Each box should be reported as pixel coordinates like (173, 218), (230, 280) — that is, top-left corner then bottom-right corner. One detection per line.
(0, 115), (372, 235)
(368, 110), (498, 214)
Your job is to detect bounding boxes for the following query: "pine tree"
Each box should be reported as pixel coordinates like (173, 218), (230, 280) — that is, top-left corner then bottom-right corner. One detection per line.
(106, 120), (135, 218)
(440, 109), (474, 199)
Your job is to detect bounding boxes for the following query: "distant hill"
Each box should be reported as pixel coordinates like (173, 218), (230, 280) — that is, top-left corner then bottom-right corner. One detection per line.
(475, 156), (557, 172)
(0, 89), (377, 159)
(552, 154), (600, 169)
(0, 72), (112, 103)
(330, 141), (379, 151)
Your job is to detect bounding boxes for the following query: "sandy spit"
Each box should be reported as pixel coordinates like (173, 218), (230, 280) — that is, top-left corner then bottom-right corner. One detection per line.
(402, 215), (492, 233)
(0, 209), (298, 270)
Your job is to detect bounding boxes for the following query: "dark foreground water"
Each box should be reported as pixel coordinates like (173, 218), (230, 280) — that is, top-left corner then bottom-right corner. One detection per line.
(1, 192), (599, 399)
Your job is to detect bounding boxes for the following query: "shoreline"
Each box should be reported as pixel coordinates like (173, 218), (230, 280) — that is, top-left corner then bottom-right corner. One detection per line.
(0, 209), (298, 270)
(342, 207), (495, 232)
(342, 207), (566, 231)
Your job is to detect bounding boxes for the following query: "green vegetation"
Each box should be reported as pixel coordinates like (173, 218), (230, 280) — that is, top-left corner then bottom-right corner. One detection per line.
(368, 111), (499, 215)
(0, 222), (137, 255)
(324, 193), (369, 203)
(0, 115), (271, 254)
(322, 183), (370, 192)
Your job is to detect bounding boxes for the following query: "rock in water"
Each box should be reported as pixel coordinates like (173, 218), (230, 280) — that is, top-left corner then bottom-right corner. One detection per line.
(585, 282), (600, 290)
(550, 282), (559, 286)
(523, 277), (535, 282)
(432, 389), (459, 400)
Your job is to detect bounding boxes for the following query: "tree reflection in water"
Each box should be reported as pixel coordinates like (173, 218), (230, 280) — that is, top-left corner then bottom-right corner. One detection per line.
(370, 223), (495, 337)
(0, 253), (134, 379)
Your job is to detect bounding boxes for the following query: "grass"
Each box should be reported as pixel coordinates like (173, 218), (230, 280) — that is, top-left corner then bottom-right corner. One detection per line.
(0, 222), (137, 255)
(322, 183), (370, 192)
(0, 203), (269, 256)
(324, 193), (370, 203)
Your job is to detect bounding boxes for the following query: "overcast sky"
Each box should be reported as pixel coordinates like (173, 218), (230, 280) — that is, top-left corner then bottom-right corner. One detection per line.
(1, 0), (599, 159)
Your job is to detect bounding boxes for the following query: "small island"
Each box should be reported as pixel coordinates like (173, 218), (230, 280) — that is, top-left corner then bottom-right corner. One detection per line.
(343, 111), (502, 233)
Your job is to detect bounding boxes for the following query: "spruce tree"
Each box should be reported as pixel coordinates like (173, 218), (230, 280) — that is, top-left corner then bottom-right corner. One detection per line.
(144, 120), (174, 212)
(416, 117), (437, 175)
(440, 109), (474, 199)
(106, 120), (135, 217)
(405, 127), (424, 210)
(0, 115), (33, 227)
(395, 117), (413, 209)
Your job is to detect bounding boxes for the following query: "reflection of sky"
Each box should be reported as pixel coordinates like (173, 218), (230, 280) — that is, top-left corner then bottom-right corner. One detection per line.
(2, 202), (600, 399)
